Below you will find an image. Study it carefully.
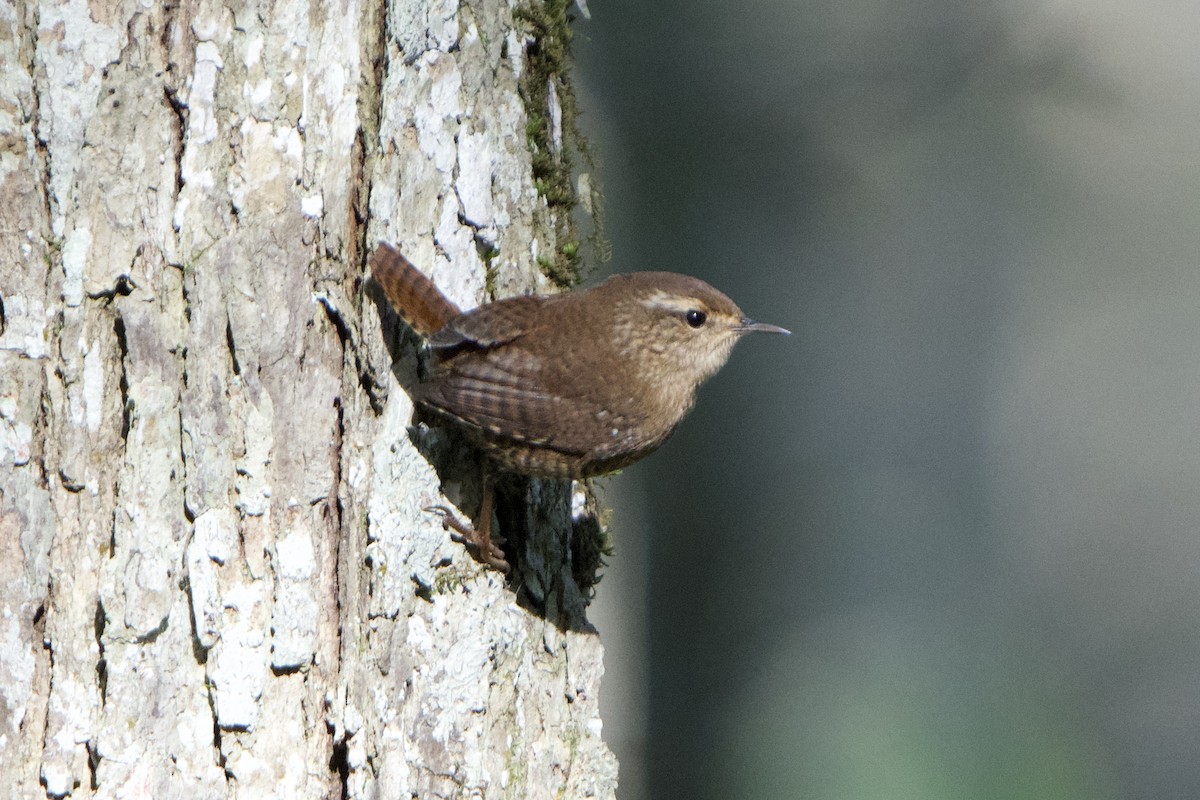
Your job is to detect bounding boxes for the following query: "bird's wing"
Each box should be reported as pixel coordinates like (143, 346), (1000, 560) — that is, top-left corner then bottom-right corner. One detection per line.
(413, 343), (646, 458)
(427, 296), (544, 351)
(415, 348), (583, 450)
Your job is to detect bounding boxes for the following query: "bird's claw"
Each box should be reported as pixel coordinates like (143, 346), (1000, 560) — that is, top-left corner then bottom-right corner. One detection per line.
(424, 505), (510, 574)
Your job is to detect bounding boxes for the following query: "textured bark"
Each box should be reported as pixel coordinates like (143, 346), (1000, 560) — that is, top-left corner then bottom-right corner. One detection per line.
(0, 0), (616, 797)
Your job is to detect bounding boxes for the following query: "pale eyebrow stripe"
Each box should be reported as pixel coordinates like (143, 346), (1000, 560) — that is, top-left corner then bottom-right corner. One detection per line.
(639, 290), (697, 314)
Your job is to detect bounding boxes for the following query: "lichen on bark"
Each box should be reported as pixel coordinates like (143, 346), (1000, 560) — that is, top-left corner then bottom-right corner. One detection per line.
(0, 1), (618, 798)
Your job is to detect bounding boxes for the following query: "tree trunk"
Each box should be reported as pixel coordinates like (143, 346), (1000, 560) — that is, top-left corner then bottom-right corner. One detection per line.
(0, 0), (616, 797)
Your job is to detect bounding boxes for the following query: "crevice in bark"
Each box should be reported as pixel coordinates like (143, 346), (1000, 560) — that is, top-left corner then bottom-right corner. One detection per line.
(179, 259), (194, 523)
(160, 0), (196, 188)
(317, 290), (384, 415)
(330, 395), (344, 518)
(26, 3), (54, 231)
(0, 291), (6, 336)
(411, 574), (434, 603)
(38, 617), (55, 788)
(353, 7), (389, 418)
(180, 266), (191, 326)
(182, 569), (209, 665)
(207, 689), (227, 778)
(359, 10), (386, 241)
(329, 391), (346, 665)
(165, 82), (188, 200)
(111, 312), (130, 560)
(33, 383), (52, 491)
(454, 212), (501, 299)
(114, 314), (131, 443)
(86, 739), (100, 790)
(159, 0), (180, 56)
(87, 275), (137, 302)
(180, 410), (194, 524)
(134, 615), (169, 644)
(224, 315), (241, 375)
(93, 600), (107, 705)
(327, 730), (350, 799)
(348, 130), (366, 256)
(269, 661), (304, 677)
(59, 469), (84, 493)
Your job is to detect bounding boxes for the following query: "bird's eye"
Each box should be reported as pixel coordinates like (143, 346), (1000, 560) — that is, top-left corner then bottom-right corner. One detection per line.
(685, 309), (707, 328)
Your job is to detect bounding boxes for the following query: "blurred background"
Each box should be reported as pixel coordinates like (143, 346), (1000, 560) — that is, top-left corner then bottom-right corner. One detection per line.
(574, 1), (1200, 799)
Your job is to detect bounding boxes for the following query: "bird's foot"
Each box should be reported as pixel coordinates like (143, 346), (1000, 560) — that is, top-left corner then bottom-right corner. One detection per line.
(426, 505), (511, 574)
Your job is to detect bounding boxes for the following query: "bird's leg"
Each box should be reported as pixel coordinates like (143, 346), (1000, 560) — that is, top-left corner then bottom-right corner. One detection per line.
(426, 469), (510, 574)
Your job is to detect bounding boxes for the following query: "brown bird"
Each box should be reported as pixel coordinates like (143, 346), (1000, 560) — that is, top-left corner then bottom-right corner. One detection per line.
(370, 242), (789, 573)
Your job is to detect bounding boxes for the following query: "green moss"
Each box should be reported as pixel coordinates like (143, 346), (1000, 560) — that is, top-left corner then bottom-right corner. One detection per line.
(556, 726), (583, 799)
(505, 727), (528, 796)
(479, 243), (501, 298)
(513, 0), (596, 288)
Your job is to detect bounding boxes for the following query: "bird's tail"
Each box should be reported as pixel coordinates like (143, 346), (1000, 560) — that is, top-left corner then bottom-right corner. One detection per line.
(369, 242), (462, 337)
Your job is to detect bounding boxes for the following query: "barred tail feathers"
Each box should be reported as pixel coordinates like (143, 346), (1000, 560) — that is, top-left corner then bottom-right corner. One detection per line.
(369, 243), (462, 336)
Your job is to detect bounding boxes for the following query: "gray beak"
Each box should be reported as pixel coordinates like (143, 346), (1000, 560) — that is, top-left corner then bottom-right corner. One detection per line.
(738, 318), (791, 335)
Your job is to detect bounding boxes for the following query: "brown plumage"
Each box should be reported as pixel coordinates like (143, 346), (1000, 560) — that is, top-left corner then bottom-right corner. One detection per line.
(370, 242), (788, 572)
(369, 246), (462, 337)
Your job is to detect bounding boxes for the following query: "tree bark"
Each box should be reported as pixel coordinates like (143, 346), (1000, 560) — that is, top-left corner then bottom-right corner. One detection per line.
(0, 0), (616, 797)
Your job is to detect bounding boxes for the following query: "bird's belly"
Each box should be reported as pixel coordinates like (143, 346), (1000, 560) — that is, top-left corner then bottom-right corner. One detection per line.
(479, 429), (667, 480)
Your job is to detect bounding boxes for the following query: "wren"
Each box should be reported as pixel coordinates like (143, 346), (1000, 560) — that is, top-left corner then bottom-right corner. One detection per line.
(370, 242), (789, 573)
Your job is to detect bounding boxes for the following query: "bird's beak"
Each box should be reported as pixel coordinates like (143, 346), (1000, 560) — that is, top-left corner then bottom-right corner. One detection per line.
(738, 318), (791, 335)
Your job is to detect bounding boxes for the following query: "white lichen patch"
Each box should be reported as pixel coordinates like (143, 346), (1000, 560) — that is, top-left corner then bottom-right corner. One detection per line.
(412, 51), (463, 173)
(60, 227), (89, 307)
(456, 130), (495, 229)
(81, 337), (104, 433)
(35, 0), (123, 235)
(209, 581), (268, 730)
(0, 605), (35, 737)
(235, 388), (275, 517)
(301, 193), (324, 218)
(120, 550), (173, 636)
(245, 77), (273, 106)
(0, 392), (32, 466)
(188, 42), (224, 145)
(243, 32), (265, 68)
(0, 295), (49, 360)
(229, 120), (303, 216)
(271, 527), (318, 670)
(434, 194), (486, 306)
(547, 78), (563, 155)
(187, 508), (237, 648)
